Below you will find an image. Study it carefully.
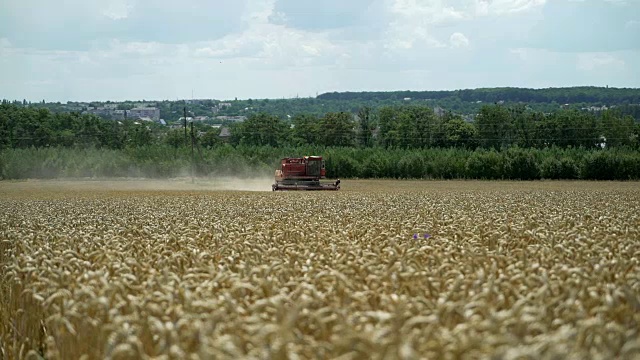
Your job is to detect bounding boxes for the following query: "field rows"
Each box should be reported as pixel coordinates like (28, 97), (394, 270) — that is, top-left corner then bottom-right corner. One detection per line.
(1, 180), (639, 359)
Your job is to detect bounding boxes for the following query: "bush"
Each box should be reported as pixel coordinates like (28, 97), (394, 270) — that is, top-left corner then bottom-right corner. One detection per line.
(582, 151), (640, 180)
(398, 153), (425, 179)
(325, 152), (361, 178)
(618, 154), (640, 179)
(582, 151), (618, 180)
(465, 150), (505, 179)
(361, 155), (389, 178)
(540, 157), (580, 179)
(428, 152), (466, 179)
(1, 146), (638, 180)
(503, 148), (540, 180)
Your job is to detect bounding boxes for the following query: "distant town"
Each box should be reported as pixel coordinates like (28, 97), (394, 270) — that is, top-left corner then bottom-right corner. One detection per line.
(7, 87), (640, 133)
(70, 100), (247, 126)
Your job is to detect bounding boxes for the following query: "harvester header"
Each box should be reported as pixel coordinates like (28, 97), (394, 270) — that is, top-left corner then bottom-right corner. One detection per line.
(272, 156), (340, 191)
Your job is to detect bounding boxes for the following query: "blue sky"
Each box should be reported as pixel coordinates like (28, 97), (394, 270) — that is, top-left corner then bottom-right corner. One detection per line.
(1, 0), (638, 102)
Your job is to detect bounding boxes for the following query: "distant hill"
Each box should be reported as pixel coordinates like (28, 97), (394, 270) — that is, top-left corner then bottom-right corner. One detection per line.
(7, 86), (640, 123)
(317, 87), (640, 105)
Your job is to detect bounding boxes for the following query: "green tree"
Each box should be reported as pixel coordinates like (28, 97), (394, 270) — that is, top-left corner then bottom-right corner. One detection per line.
(601, 110), (635, 148)
(377, 106), (399, 147)
(544, 110), (587, 148)
(357, 106), (373, 147)
(291, 114), (320, 145)
(319, 112), (355, 147)
(396, 106), (438, 148)
(128, 123), (153, 147)
(632, 122), (640, 149)
(475, 104), (514, 149)
(442, 117), (478, 148)
(200, 128), (222, 148)
(165, 129), (187, 148)
(511, 105), (535, 148)
(0, 106), (11, 149)
(233, 113), (289, 146)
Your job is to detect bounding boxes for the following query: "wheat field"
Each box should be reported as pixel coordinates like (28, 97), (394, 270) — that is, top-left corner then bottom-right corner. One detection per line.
(1, 179), (639, 359)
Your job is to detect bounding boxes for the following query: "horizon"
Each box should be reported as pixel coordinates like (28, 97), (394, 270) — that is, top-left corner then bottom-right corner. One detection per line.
(6, 85), (640, 104)
(2, 0), (639, 103)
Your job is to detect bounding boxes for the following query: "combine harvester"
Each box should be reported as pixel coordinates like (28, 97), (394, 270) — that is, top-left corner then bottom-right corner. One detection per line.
(272, 156), (340, 191)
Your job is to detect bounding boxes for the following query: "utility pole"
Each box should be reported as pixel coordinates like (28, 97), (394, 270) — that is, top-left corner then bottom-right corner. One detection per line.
(183, 105), (188, 144)
(124, 110), (128, 146)
(190, 121), (195, 183)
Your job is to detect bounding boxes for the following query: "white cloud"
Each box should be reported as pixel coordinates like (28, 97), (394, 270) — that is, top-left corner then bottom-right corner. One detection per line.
(509, 47), (529, 61)
(577, 53), (625, 71)
(0, 38), (11, 47)
(450, 32), (470, 48)
(2, 0), (343, 93)
(102, 0), (134, 20)
(3, 0), (639, 102)
(482, 0), (547, 14)
(626, 20), (639, 29)
(508, 47), (562, 65)
(384, 0), (460, 50)
(390, 0), (466, 24)
(191, 23), (339, 68)
(384, 0), (545, 51)
(302, 45), (320, 56)
(105, 40), (170, 56)
(256, 25), (339, 66)
(188, 0), (341, 67)
(0, 38), (12, 56)
(242, 0), (277, 24)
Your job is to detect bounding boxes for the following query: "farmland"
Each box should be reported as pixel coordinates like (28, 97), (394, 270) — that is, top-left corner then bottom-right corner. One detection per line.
(1, 179), (639, 359)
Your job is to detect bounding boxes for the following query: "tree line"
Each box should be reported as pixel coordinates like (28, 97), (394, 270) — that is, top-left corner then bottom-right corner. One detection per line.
(1, 102), (639, 151)
(317, 87), (640, 105)
(1, 101), (639, 180)
(2, 145), (639, 181)
(12, 86), (640, 124)
(0, 103), (163, 149)
(228, 104), (639, 150)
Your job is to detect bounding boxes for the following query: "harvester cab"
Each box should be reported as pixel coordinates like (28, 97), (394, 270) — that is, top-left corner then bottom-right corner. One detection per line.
(272, 156), (340, 191)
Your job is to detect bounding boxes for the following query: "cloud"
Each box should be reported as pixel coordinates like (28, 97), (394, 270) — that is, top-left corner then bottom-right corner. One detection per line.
(450, 32), (470, 48)
(382, 0), (546, 52)
(102, 0), (134, 20)
(509, 48), (528, 61)
(577, 53), (625, 71)
(527, 0), (640, 52)
(272, 0), (378, 30)
(1, 0), (639, 102)
(507, 47), (564, 67)
(384, 0), (459, 50)
(242, 0), (277, 23)
(626, 20), (640, 29)
(0, 0), (249, 50)
(482, 0), (547, 14)
(189, 0), (341, 68)
(0, 38), (11, 52)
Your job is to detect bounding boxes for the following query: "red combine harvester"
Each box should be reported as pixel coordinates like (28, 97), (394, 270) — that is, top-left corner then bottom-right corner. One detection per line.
(272, 156), (340, 191)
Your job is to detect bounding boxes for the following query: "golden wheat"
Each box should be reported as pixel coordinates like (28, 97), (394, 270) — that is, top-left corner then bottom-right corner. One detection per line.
(1, 180), (639, 359)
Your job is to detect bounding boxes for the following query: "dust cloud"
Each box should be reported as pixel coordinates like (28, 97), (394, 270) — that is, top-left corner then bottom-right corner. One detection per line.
(104, 175), (275, 192)
(193, 176), (274, 192)
(0, 176), (276, 196)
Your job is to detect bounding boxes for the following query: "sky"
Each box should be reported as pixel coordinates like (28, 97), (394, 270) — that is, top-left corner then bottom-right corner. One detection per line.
(1, 0), (638, 102)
